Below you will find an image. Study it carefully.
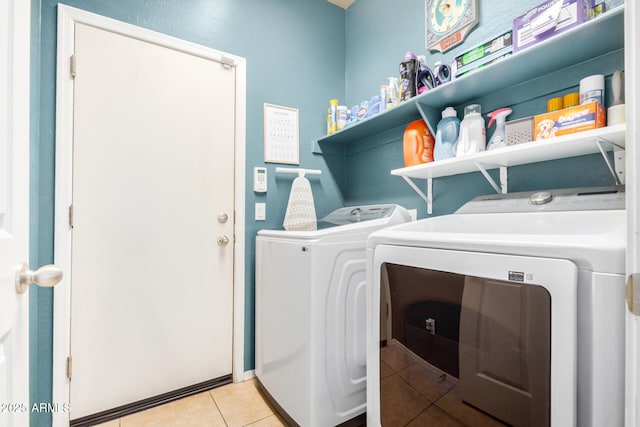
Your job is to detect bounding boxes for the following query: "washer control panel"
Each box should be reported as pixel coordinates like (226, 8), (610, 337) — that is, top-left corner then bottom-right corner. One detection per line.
(321, 204), (399, 225)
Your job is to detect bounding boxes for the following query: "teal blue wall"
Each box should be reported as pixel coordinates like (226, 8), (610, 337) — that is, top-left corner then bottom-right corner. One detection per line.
(30, 1), (345, 425)
(29, 0), (624, 425)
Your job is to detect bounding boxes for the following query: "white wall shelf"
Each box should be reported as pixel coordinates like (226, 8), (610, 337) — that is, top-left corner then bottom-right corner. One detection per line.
(392, 125), (626, 213)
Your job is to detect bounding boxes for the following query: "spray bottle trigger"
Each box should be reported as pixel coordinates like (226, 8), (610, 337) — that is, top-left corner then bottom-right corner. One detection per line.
(488, 107), (512, 128)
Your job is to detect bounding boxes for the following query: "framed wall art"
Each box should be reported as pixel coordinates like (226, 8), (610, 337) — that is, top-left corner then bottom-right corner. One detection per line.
(263, 103), (299, 165)
(426, 0), (479, 52)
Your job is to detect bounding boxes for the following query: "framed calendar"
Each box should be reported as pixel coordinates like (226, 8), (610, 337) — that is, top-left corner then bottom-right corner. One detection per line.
(263, 103), (299, 165)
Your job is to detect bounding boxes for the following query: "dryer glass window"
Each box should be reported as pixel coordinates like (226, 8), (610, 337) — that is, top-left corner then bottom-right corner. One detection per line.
(379, 263), (551, 427)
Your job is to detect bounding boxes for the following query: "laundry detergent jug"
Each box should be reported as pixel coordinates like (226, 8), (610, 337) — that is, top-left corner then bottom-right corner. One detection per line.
(434, 107), (460, 161)
(456, 104), (486, 157)
(403, 120), (434, 166)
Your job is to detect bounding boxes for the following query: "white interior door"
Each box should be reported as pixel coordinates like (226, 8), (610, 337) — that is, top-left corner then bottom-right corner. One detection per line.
(68, 22), (236, 419)
(0, 1), (31, 426)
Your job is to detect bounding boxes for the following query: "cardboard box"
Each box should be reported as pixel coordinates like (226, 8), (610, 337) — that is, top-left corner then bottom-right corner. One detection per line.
(534, 101), (605, 140)
(452, 31), (513, 72)
(454, 51), (512, 78)
(513, 0), (590, 53)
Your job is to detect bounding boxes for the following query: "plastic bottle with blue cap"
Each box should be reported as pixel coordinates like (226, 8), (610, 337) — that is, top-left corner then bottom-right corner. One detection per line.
(434, 107), (460, 161)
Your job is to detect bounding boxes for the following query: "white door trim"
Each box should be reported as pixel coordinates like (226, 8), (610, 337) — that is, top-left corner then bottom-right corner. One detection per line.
(626, 1), (640, 426)
(52, 5), (246, 425)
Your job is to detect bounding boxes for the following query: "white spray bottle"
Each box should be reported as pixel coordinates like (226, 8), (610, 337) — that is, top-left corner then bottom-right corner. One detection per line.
(486, 107), (512, 150)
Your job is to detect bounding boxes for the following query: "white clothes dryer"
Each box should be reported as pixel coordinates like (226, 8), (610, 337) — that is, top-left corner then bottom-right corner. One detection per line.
(256, 204), (410, 427)
(366, 187), (626, 427)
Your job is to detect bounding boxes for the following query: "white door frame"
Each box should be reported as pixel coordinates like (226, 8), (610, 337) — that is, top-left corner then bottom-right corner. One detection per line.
(626, 1), (640, 426)
(52, 5), (246, 425)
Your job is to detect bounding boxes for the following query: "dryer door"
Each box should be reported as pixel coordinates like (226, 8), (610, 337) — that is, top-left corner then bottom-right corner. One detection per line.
(367, 246), (578, 427)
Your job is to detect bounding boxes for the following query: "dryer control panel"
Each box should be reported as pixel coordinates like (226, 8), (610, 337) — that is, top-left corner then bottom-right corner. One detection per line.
(456, 186), (625, 214)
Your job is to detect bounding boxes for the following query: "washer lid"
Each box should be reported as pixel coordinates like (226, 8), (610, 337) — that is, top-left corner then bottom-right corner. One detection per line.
(258, 204), (410, 239)
(318, 204), (400, 228)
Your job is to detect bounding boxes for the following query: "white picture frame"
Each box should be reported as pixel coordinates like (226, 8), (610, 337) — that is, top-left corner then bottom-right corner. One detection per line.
(264, 103), (299, 165)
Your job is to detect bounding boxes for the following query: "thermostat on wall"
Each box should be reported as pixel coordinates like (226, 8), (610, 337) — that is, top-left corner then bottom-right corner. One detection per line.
(254, 167), (267, 192)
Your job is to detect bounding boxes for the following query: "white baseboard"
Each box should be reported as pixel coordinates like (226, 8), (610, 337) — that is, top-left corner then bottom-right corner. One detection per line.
(243, 370), (256, 381)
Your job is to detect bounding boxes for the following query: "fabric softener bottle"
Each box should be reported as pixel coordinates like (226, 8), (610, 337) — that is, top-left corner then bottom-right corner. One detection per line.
(456, 104), (486, 157)
(434, 107), (460, 161)
(399, 52), (419, 101)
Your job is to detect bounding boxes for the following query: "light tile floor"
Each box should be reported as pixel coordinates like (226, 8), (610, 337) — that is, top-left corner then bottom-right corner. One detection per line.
(95, 379), (287, 427)
(95, 345), (510, 427)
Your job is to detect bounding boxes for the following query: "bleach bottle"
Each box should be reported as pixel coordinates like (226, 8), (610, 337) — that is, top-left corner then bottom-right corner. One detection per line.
(456, 104), (486, 157)
(434, 107), (460, 161)
(486, 108), (512, 150)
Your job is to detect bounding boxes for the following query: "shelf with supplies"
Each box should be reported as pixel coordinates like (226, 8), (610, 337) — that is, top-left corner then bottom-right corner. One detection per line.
(314, 5), (624, 147)
(391, 124), (626, 214)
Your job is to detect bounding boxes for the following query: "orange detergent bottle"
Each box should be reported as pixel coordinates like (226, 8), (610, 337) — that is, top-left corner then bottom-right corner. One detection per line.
(403, 119), (434, 167)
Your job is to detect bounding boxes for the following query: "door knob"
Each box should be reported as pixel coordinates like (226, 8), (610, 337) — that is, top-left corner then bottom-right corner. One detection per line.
(217, 235), (230, 246)
(218, 213), (229, 223)
(15, 262), (63, 294)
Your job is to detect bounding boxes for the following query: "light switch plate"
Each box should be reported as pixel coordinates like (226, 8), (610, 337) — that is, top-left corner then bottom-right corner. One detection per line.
(255, 203), (266, 221)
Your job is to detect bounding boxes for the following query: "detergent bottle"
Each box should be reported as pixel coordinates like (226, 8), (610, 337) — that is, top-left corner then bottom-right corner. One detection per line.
(456, 104), (486, 157)
(434, 107), (460, 161)
(399, 52), (419, 101)
(486, 108), (512, 150)
(403, 120), (434, 167)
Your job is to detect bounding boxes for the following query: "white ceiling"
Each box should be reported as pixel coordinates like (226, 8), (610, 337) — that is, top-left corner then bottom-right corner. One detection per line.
(327, 0), (356, 9)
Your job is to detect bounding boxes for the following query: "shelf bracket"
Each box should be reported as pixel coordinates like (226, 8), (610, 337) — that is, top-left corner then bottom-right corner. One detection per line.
(414, 103), (440, 137)
(401, 176), (432, 214)
(595, 138), (623, 185)
(500, 166), (508, 194)
(474, 162), (506, 194)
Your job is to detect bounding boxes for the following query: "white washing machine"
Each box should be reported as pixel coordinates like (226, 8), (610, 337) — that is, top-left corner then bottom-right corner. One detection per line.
(366, 187), (626, 427)
(255, 204), (410, 427)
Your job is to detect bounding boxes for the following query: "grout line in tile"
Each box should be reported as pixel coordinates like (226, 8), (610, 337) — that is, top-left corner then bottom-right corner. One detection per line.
(208, 389), (229, 426)
(241, 413), (277, 427)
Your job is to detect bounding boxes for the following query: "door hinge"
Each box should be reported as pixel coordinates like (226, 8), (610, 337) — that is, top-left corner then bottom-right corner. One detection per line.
(70, 55), (77, 78)
(68, 204), (74, 228)
(220, 55), (235, 69)
(66, 356), (73, 380)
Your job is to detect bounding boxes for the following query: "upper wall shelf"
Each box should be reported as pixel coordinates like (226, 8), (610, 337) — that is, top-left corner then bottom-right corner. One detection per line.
(315, 5), (624, 146)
